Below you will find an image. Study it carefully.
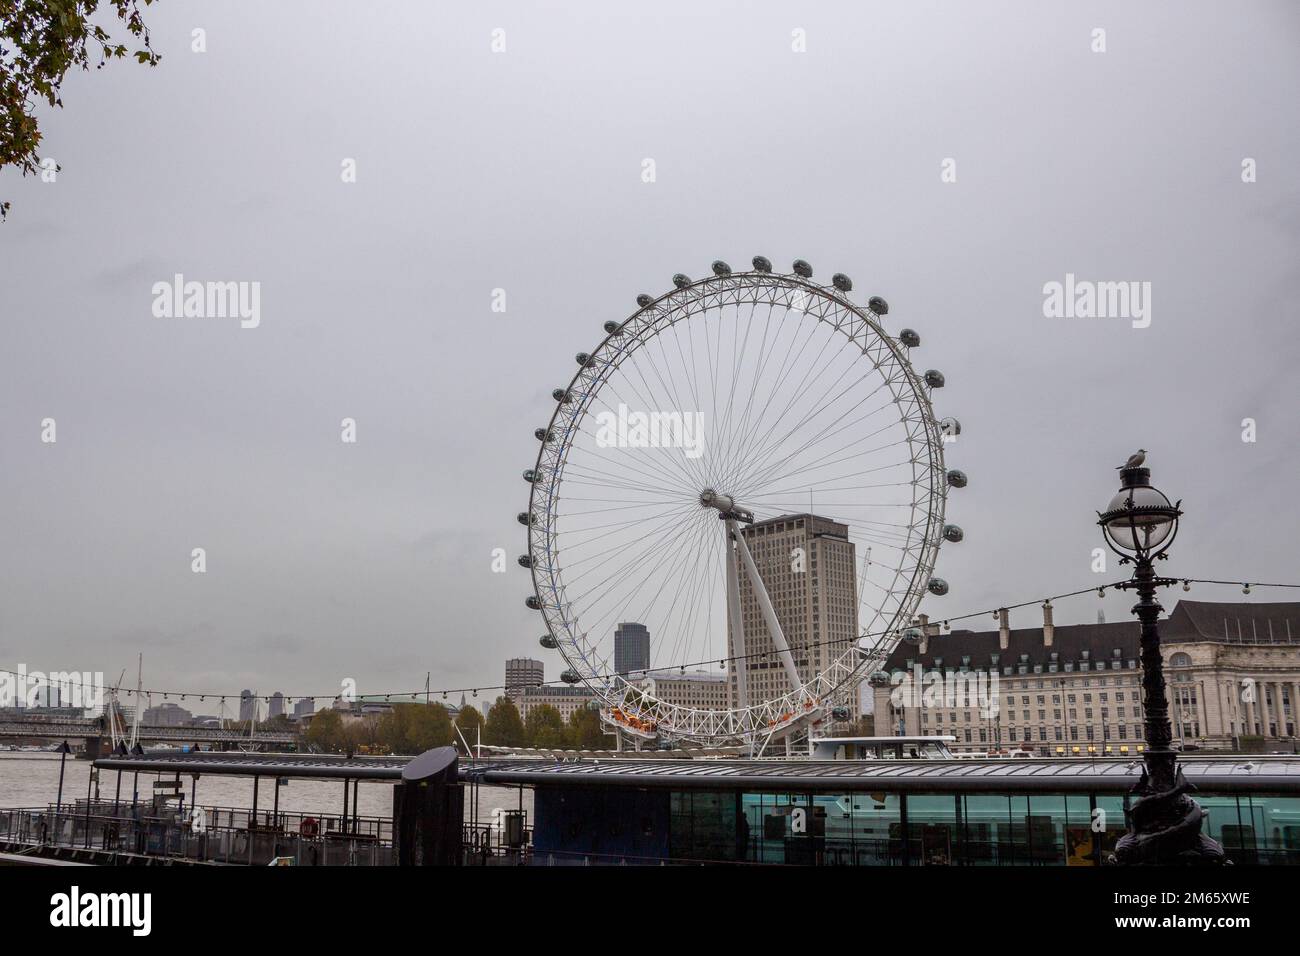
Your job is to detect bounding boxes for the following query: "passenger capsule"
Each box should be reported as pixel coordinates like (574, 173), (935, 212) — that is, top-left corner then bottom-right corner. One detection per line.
(539, 633), (558, 649)
(939, 417), (961, 440)
(830, 706), (851, 720)
(672, 273), (691, 289)
(792, 259), (813, 278)
(560, 669), (581, 685)
(712, 260), (732, 276)
(604, 320), (622, 335)
(927, 577), (950, 596)
(946, 469), (968, 488)
(752, 256), (773, 273)
(534, 427), (554, 443)
(924, 369), (946, 389)
(585, 699), (602, 712)
(576, 352), (595, 368)
(868, 296), (889, 316)
(867, 670), (892, 687)
(522, 469), (542, 484)
(832, 273), (853, 292)
(943, 524), (964, 543)
(902, 626), (924, 645)
(517, 554), (533, 569)
(636, 293), (653, 308)
(552, 388), (571, 403)
(525, 596), (543, 610)
(899, 328), (920, 348)
(517, 512), (536, 526)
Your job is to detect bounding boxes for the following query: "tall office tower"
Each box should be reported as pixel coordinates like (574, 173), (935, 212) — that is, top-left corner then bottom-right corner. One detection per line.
(727, 514), (858, 716)
(293, 697), (315, 719)
(614, 622), (651, 676)
(268, 692), (285, 719)
(505, 658), (545, 698)
(239, 689), (257, 723)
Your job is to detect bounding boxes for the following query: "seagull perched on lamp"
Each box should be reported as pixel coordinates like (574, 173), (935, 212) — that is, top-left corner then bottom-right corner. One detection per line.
(1117, 449), (1147, 469)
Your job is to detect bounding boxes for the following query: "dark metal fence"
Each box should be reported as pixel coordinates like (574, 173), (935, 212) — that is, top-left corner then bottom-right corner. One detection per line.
(0, 801), (395, 866)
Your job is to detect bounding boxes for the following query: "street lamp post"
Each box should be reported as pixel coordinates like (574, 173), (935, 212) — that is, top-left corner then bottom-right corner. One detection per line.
(1098, 460), (1224, 865)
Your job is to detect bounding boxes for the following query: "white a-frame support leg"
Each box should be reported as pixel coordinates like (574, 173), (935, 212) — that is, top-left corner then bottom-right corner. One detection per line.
(724, 521), (749, 711)
(730, 519), (802, 693)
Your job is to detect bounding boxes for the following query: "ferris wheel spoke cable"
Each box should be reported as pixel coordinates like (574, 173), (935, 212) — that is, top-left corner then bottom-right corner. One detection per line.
(565, 508), (708, 619)
(679, 531), (725, 670)
(713, 304), (787, 487)
(572, 416), (707, 496)
(560, 498), (694, 518)
(712, 304), (811, 486)
(696, 303), (748, 481)
(578, 513), (713, 653)
(653, 515), (718, 668)
(730, 368), (883, 497)
(714, 303), (773, 473)
(556, 504), (702, 580)
(695, 296), (723, 443)
(743, 443), (915, 499)
(846, 528), (914, 551)
(588, 539), (705, 674)
(556, 502), (691, 509)
(663, 309), (707, 425)
(624, 335), (712, 491)
(719, 312), (840, 493)
(715, 307), (808, 492)
(745, 404), (904, 491)
(562, 505), (703, 590)
(737, 336), (873, 470)
(569, 429), (707, 496)
(576, 379), (709, 494)
(752, 479), (916, 501)
(626, 516), (717, 652)
(558, 468), (693, 500)
(554, 500), (700, 544)
(737, 373), (890, 494)
(557, 503), (700, 574)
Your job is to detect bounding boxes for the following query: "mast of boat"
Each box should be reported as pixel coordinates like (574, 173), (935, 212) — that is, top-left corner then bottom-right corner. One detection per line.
(129, 654), (142, 750)
(107, 669), (126, 751)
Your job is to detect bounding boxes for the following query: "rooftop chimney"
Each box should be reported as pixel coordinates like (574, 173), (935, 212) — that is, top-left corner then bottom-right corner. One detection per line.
(1043, 601), (1055, 647)
(998, 608), (1010, 650)
(918, 613), (929, 654)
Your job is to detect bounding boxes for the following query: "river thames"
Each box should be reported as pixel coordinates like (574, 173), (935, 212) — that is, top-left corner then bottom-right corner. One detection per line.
(0, 752), (529, 822)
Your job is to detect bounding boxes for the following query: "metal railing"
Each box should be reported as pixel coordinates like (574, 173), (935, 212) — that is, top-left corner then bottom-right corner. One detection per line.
(0, 801), (395, 866)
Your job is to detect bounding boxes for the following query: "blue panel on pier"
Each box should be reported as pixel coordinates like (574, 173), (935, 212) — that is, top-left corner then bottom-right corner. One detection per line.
(532, 787), (669, 864)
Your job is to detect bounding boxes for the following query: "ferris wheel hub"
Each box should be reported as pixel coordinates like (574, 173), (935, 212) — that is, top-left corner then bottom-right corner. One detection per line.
(699, 489), (753, 523)
(698, 488), (733, 511)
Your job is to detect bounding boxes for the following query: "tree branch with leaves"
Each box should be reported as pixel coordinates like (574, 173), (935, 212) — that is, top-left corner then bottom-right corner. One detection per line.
(1, 0), (160, 219)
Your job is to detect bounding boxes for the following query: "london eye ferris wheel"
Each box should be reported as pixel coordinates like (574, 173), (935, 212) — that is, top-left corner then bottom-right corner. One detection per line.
(518, 257), (964, 748)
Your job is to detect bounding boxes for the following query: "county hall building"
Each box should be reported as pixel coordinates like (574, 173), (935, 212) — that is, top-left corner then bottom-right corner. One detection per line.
(871, 599), (1300, 755)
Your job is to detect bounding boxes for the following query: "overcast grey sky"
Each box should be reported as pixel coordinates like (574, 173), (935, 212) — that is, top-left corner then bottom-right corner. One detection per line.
(1, 1), (1297, 710)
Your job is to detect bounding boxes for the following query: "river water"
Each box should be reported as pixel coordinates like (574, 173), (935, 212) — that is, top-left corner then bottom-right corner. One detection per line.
(0, 752), (529, 824)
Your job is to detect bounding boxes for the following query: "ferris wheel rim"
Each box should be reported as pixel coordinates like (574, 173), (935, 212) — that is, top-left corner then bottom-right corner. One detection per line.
(524, 268), (948, 743)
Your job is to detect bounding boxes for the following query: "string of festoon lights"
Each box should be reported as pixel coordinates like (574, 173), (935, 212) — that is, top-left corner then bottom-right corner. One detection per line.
(4, 577), (1297, 710)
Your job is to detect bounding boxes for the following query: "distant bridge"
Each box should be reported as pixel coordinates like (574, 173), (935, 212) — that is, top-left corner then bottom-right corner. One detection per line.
(0, 716), (297, 752)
